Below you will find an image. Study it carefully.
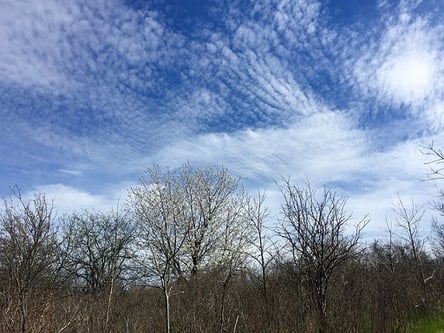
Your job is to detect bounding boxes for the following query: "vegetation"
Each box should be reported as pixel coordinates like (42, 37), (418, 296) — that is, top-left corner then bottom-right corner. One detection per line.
(408, 311), (444, 333)
(1, 147), (444, 332)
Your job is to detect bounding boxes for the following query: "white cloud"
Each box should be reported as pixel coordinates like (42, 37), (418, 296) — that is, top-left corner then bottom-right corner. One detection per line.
(352, 16), (444, 127)
(27, 183), (129, 216)
(2, 0), (444, 243)
(0, 0), (180, 94)
(0, 0), (195, 175)
(150, 110), (367, 185)
(347, 177), (437, 239)
(58, 169), (83, 176)
(145, 108), (443, 236)
(0, 0), (329, 176)
(377, 49), (436, 104)
(0, 0), (72, 89)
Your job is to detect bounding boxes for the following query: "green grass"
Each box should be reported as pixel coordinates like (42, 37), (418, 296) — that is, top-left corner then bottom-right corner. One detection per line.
(408, 312), (444, 333)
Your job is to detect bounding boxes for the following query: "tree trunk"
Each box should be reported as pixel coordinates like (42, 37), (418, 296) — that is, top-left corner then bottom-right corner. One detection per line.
(105, 274), (115, 332)
(163, 288), (171, 333)
(20, 292), (28, 333)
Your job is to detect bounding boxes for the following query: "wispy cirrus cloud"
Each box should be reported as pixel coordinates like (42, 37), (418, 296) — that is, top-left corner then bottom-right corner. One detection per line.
(148, 107), (439, 235)
(151, 110), (367, 185)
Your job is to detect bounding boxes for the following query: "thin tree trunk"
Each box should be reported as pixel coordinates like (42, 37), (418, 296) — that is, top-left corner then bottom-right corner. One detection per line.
(163, 288), (171, 333)
(233, 315), (239, 333)
(219, 274), (232, 333)
(20, 292), (28, 333)
(105, 273), (115, 332)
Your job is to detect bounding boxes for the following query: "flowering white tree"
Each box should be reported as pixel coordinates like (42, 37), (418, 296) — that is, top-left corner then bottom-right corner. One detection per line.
(130, 166), (188, 333)
(130, 163), (254, 333)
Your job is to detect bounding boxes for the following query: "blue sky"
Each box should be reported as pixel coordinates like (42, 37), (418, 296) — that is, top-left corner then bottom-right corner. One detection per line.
(1, 0), (444, 236)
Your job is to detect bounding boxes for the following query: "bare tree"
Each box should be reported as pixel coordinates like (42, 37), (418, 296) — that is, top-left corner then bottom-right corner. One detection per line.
(432, 220), (444, 257)
(245, 191), (274, 302)
(393, 197), (432, 310)
(423, 142), (444, 256)
(368, 220), (409, 332)
(277, 180), (368, 333)
(423, 142), (444, 182)
(215, 191), (254, 333)
(60, 208), (135, 332)
(0, 188), (58, 333)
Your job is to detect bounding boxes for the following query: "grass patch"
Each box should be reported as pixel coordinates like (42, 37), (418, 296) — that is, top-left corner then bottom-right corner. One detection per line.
(408, 312), (444, 333)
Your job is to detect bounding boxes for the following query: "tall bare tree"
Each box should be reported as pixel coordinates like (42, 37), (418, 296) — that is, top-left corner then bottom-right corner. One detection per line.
(393, 197), (432, 310)
(245, 191), (274, 302)
(60, 208), (135, 332)
(277, 180), (368, 333)
(0, 188), (58, 333)
(214, 190), (254, 333)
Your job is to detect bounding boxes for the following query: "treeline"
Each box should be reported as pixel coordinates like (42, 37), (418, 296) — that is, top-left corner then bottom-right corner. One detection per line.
(1, 159), (444, 333)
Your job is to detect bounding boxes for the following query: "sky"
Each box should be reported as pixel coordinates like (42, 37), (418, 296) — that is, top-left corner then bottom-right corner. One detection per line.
(1, 0), (444, 238)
